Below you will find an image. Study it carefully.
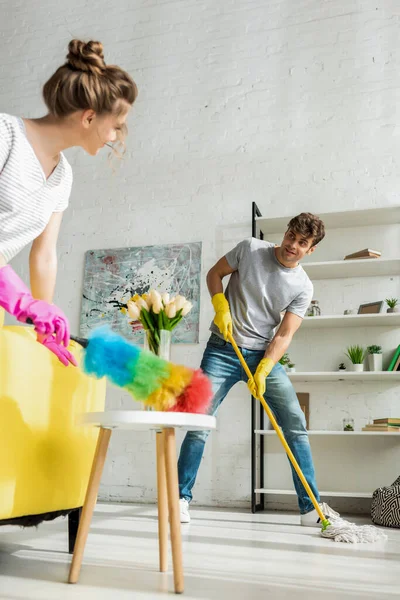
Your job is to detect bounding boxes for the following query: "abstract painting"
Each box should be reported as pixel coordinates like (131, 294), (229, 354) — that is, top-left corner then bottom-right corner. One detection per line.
(80, 241), (202, 344)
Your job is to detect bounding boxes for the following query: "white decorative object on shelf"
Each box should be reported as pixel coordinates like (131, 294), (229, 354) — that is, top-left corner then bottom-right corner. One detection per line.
(367, 346), (383, 372)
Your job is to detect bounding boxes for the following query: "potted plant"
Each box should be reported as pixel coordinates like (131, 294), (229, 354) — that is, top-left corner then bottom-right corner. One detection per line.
(338, 362), (346, 371)
(279, 353), (290, 370)
(386, 298), (399, 313)
(367, 345), (383, 371)
(345, 345), (366, 372)
(287, 362), (296, 373)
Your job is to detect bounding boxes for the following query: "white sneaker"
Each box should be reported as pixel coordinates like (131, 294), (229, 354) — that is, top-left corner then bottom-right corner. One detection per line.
(179, 498), (190, 523)
(301, 502), (340, 527)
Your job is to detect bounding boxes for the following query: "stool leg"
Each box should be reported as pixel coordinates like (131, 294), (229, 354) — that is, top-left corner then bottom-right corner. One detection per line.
(164, 428), (184, 594)
(156, 431), (168, 572)
(68, 427), (112, 584)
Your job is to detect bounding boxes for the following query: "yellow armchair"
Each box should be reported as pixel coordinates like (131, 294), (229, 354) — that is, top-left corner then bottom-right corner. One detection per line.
(0, 316), (106, 548)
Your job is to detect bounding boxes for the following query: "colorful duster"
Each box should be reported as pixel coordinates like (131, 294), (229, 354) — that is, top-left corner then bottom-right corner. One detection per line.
(81, 327), (212, 413)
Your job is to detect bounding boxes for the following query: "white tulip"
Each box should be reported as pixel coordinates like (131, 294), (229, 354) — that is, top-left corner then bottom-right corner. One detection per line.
(165, 302), (177, 318)
(174, 295), (186, 311)
(152, 298), (163, 314)
(137, 297), (149, 311)
(149, 289), (162, 307)
(181, 301), (193, 316)
(127, 301), (141, 320)
(161, 292), (170, 306)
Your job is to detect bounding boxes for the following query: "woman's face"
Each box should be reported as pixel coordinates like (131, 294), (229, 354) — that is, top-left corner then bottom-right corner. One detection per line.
(81, 103), (131, 156)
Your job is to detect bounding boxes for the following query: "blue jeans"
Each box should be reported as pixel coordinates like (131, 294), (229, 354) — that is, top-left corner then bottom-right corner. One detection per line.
(178, 333), (320, 514)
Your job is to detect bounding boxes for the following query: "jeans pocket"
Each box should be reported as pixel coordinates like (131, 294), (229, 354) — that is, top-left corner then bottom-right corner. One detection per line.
(208, 333), (227, 347)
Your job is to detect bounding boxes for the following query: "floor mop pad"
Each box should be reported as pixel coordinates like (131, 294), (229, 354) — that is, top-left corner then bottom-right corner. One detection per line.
(227, 332), (386, 544)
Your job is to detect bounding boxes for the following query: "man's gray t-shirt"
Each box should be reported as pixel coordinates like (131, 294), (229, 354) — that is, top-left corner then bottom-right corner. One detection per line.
(210, 238), (313, 350)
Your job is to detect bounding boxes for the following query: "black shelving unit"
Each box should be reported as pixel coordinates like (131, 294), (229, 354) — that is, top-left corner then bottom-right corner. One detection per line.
(251, 201), (265, 513)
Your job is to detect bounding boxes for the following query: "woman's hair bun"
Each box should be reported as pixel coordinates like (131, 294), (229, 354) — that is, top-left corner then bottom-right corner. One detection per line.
(66, 39), (106, 75)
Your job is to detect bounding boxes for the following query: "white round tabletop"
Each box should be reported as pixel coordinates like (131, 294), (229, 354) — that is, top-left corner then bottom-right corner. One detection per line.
(80, 410), (217, 431)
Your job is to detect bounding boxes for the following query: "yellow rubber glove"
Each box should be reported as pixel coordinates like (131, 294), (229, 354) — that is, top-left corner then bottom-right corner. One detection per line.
(247, 357), (275, 398)
(211, 293), (233, 341)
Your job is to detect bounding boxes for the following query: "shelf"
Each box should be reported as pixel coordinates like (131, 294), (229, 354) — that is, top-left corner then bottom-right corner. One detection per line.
(302, 312), (400, 328)
(256, 205), (400, 234)
(255, 430), (400, 436)
(301, 257), (400, 280)
(254, 489), (372, 498)
(287, 372), (400, 382)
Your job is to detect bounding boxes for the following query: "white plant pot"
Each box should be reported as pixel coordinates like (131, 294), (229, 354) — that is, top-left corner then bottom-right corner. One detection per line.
(352, 363), (364, 372)
(368, 354), (382, 371)
(387, 307), (399, 313)
(288, 367), (296, 373)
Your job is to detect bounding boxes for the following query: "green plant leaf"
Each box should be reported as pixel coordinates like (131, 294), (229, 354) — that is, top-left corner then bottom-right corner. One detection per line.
(345, 345), (366, 364)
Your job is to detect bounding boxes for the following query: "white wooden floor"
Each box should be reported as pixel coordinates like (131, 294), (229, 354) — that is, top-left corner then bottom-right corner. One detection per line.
(0, 503), (398, 599)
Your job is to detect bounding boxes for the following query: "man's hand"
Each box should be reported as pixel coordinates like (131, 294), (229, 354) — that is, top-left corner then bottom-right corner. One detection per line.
(247, 357), (275, 398)
(211, 293), (233, 340)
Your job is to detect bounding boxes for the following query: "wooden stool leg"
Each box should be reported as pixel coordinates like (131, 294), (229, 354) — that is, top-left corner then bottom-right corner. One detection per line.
(164, 427), (184, 594)
(68, 427), (112, 584)
(156, 430), (168, 572)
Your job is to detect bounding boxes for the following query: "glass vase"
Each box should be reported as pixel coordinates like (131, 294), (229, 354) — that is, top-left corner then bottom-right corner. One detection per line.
(144, 328), (171, 360)
(143, 329), (171, 410)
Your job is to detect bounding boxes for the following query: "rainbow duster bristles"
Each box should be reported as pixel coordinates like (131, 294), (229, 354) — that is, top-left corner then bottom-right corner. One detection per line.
(82, 326), (212, 413)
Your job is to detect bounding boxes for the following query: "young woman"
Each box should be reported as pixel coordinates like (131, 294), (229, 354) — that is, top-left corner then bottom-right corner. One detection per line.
(0, 39), (138, 365)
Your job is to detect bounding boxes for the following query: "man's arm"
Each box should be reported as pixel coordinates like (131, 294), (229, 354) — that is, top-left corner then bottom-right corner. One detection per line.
(29, 212), (63, 302)
(206, 256), (236, 297)
(264, 311), (303, 364)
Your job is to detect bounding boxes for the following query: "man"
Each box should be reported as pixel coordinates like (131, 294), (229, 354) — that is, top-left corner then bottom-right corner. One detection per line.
(178, 212), (339, 526)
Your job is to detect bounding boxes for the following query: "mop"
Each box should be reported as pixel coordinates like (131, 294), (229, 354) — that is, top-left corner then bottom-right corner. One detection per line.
(226, 331), (386, 544)
(32, 324), (212, 413)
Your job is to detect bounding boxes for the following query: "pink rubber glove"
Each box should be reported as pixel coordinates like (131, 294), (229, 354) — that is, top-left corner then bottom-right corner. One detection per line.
(37, 334), (78, 367)
(0, 265), (70, 346)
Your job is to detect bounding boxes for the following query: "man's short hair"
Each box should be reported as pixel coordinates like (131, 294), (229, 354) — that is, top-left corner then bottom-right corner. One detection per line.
(287, 212), (325, 247)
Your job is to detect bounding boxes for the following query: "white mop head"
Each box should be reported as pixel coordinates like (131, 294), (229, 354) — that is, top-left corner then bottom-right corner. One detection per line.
(321, 516), (387, 543)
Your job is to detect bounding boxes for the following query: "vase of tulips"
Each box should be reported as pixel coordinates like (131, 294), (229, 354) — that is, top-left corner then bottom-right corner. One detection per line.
(127, 290), (192, 360)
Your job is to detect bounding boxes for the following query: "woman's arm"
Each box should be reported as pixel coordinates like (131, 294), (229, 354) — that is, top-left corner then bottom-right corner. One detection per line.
(29, 212), (63, 302)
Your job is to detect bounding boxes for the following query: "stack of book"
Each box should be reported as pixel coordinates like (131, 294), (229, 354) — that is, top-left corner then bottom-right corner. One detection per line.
(344, 248), (381, 260)
(362, 418), (400, 432)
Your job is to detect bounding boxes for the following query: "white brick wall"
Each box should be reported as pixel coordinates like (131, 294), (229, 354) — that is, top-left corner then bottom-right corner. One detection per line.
(1, 0), (400, 512)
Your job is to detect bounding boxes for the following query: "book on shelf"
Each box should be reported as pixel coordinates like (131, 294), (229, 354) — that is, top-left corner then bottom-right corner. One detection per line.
(344, 248), (381, 260)
(362, 425), (400, 432)
(373, 418), (400, 426)
(388, 345), (400, 372)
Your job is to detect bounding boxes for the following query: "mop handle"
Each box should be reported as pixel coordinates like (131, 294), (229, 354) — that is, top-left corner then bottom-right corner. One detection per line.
(226, 332), (328, 526)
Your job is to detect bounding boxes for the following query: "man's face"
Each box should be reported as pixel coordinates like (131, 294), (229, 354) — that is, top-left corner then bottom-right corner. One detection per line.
(279, 229), (316, 265)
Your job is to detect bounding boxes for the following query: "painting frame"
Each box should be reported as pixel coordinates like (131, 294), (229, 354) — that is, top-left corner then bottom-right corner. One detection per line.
(80, 241), (202, 344)
(357, 301), (383, 315)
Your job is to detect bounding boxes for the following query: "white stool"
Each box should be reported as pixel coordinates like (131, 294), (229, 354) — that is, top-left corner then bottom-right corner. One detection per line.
(68, 410), (216, 594)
